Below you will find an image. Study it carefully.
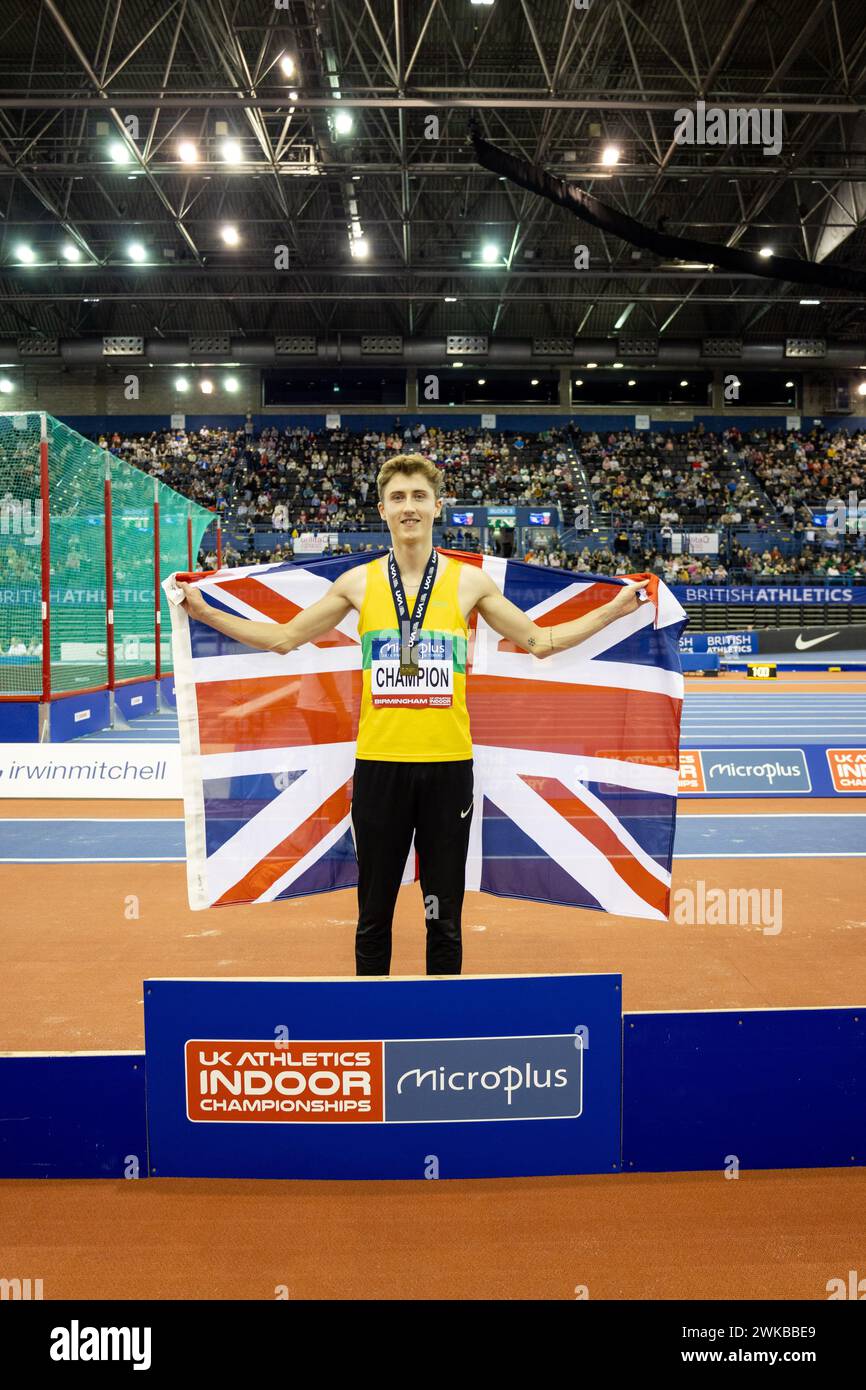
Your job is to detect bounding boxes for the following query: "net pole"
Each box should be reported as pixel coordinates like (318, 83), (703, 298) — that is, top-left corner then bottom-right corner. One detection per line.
(216, 516), (223, 568)
(104, 454), (115, 691)
(39, 412), (51, 702)
(153, 478), (161, 682)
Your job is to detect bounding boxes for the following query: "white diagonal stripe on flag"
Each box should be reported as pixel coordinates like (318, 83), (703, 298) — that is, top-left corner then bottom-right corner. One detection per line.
(472, 747), (671, 888)
(483, 770), (667, 920)
(560, 774), (671, 887)
(520, 580), (602, 620)
(196, 581), (280, 625)
(256, 809), (411, 906)
(255, 569), (363, 642)
(204, 753), (354, 903)
(254, 811), (354, 903)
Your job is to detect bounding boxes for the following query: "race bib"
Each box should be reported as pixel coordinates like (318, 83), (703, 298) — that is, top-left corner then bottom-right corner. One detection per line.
(371, 635), (454, 707)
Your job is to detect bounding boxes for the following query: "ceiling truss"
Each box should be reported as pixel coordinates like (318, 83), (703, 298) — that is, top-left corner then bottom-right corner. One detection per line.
(0, 0), (863, 345)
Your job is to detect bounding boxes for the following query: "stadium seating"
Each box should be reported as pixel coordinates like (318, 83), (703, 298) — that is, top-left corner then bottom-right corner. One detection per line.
(84, 422), (866, 583)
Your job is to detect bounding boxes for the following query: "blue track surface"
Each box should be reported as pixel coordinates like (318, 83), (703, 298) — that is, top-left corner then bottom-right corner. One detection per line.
(1, 814), (863, 862)
(680, 695), (866, 744)
(76, 716), (178, 743)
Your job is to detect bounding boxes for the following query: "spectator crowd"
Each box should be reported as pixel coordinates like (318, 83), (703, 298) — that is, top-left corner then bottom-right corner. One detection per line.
(577, 424), (769, 528)
(96, 421), (575, 537)
(81, 419), (866, 582)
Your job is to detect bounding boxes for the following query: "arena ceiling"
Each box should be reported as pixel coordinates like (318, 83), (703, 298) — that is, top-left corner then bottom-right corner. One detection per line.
(1, 0), (865, 348)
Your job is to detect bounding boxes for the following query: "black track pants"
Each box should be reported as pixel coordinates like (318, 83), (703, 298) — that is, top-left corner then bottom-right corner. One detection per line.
(349, 758), (474, 977)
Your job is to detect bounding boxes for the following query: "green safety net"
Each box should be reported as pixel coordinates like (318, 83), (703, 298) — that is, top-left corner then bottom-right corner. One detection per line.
(48, 417), (108, 694)
(0, 412), (42, 694)
(110, 455), (155, 684)
(0, 412), (212, 698)
(157, 476), (204, 674)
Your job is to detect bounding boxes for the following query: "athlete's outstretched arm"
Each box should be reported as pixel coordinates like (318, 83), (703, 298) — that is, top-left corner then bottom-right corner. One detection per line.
(475, 574), (649, 659)
(177, 574), (354, 654)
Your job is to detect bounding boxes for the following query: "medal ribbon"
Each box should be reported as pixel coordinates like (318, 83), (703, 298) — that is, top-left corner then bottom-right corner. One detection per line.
(387, 546), (438, 674)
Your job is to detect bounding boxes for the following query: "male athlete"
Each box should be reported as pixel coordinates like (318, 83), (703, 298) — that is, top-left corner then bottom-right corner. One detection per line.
(180, 453), (647, 976)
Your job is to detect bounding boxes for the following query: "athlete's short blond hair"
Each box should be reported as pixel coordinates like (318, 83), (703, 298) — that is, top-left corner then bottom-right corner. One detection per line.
(376, 454), (444, 502)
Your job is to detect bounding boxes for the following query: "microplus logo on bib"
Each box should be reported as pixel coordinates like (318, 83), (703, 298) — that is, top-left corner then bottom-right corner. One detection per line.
(376, 637), (448, 662)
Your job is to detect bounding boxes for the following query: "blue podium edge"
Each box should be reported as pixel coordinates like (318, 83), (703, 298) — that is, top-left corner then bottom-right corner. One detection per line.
(0, 1050), (146, 1179)
(2, 1000), (864, 1178)
(622, 1005), (866, 1172)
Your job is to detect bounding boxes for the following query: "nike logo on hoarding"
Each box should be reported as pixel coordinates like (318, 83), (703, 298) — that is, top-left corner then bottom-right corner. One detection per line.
(794, 632), (840, 650)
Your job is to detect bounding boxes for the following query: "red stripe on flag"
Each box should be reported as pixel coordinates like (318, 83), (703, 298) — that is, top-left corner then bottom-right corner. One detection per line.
(214, 778), (354, 906)
(438, 547), (484, 568)
(216, 575), (356, 646)
(196, 670), (361, 754)
(467, 674), (681, 767)
(521, 774), (670, 916)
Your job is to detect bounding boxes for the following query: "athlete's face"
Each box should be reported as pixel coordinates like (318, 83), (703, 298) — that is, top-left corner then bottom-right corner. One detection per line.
(379, 473), (442, 541)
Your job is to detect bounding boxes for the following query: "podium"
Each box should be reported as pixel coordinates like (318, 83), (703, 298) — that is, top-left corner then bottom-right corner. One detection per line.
(144, 974), (623, 1180)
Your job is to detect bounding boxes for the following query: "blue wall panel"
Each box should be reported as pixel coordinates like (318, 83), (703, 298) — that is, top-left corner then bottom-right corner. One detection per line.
(679, 653), (720, 673)
(55, 411), (866, 436)
(3, 1005), (864, 1180)
(622, 1008), (866, 1172)
(49, 689), (110, 742)
(0, 702), (40, 742)
(0, 1054), (146, 1178)
(115, 680), (157, 721)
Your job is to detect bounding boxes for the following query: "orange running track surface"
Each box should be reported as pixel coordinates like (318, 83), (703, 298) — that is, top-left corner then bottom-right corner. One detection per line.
(2, 662), (865, 1302)
(1, 1167), (863, 1300)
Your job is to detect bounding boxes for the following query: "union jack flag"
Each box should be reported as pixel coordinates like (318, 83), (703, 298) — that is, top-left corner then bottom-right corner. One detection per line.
(166, 550), (687, 921)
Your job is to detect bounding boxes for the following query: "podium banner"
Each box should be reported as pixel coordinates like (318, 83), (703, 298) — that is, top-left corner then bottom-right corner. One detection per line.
(144, 974), (622, 1179)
